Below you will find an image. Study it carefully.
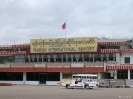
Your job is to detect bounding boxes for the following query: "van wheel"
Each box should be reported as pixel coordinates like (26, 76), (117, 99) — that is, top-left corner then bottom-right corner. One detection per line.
(67, 85), (70, 89)
(85, 85), (89, 89)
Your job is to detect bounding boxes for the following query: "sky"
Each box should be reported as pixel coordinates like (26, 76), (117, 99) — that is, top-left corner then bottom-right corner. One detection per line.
(0, 0), (133, 45)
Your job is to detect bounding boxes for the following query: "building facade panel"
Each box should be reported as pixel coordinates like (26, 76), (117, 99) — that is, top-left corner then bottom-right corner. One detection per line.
(85, 62), (104, 67)
(11, 63), (34, 68)
(47, 62), (70, 67)
(120, 53), (133, 64)
(1, 37), (133, 85)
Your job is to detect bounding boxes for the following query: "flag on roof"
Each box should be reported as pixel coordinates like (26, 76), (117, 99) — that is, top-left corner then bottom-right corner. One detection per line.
(62, 22), (66, 29)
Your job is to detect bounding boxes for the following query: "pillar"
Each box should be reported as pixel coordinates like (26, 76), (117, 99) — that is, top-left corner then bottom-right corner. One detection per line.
(116, 53), (120, 65)
(104, 63), (106, 72)
(93, 54), (94, 62)
(98, 73), (101, 79)
(128, 69), (130, 79)
(23, 72), (26, 84)
(114, 70), (117, 79)
(60, 72), (63, 81)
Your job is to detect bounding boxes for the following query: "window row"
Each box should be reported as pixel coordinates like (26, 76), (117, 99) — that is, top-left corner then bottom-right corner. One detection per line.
(15, 57), (116, 63)
(15, 54), (116, 59)
(0, 72), (23, 81)
(26, 72), (60, 81)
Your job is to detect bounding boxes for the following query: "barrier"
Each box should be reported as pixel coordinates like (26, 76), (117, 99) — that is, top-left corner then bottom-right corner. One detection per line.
(97, 79), (133, 88)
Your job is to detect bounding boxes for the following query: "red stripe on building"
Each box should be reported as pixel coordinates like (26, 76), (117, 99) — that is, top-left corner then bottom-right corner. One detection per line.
(0, 67), (104, 72)
(10, 68), (34, 72)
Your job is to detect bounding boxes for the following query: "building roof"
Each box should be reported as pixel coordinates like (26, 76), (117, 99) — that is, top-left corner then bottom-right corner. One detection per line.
(98, 38), (132, 42)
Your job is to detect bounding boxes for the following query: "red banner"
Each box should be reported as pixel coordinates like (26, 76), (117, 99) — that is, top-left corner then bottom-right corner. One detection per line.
(107, 66), (133, 70)
(10, 68), (34, 72)
(0, 51), (26, 55)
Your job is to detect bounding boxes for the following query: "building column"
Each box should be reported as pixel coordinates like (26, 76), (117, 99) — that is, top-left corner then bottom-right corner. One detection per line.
(116, 53), (120, 65)
(18, 48), (20, 51)
(114, 70), (117, 79)
(98, 73), (101, 79)
(23, 72), (26, 84)
(104, 63), (106, 72)
(93, 54), (94, 62)
(128, 69), (130, 79)
(60, 72), (63, 81)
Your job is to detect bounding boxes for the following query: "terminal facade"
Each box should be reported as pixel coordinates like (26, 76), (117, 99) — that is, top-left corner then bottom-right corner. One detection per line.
(0, 37), (133, 85)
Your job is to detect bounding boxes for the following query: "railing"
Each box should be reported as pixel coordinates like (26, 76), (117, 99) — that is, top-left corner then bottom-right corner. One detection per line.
(0, 62), (104, 68)
(47, 62), (70, 68)
(0, 63), (10, 68)
(98, 79), (133, 88)
(105, 61), (119, 66)
(34, 62), (46, 68)
(11, 63), (33, 68)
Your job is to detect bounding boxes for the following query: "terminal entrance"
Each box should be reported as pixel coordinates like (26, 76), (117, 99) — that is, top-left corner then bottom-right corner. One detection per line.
(39, 73), (46, 84)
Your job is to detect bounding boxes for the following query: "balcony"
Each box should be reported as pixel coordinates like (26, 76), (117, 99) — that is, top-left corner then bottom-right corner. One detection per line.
(71, 62), (84, 68)
(34, 62), (46, 68)
(85, 62), (104, 67)
(47, 62), (70, 68)
(11, 63), (34, 68)
(0, 62), (104, 68)
(0, 63), (10, 68)
(105, 61), (119, 66)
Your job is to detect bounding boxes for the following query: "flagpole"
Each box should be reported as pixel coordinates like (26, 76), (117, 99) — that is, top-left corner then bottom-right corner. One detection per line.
(62, 21), (66, 38)
(65, 27), (66, 38)
(65, 21), (66, 38)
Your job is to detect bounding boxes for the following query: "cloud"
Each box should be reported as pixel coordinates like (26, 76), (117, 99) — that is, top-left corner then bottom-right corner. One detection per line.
(0, 0), (133, 45)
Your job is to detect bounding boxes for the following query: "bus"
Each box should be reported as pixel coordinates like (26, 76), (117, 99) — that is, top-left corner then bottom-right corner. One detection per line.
(57, 74), (98, 85)
(72, 74), (98, 81)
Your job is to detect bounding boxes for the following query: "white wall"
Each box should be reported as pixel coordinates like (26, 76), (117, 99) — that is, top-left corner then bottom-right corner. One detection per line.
(46, 81), (59, 85)
(0, 81), (60, 85)
(120, 45), (130, 49)
(0, 81), (24, 84)
(25, 81), (60, 85)
(25, 81), (39, 85)
(120, 53), (133, 64)
(116, 53), (120, 65)
(0, 81), (39, 85)
(71, 63), (84, 67)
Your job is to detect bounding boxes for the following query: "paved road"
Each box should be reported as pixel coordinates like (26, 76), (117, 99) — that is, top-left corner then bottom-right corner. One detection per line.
(0, 85), (132, 99)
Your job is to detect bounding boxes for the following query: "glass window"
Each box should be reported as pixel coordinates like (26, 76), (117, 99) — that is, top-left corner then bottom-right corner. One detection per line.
(124, 57), (130, 64)
(117, 70), (128, 79)
(130, 70), (133, 79)
(0, 72), (23, 81)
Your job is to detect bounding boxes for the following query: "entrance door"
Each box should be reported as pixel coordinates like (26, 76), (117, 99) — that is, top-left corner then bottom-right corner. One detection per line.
(39, 73), (46, 84)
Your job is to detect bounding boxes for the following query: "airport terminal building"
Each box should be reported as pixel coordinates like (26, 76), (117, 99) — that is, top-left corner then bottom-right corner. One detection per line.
(0, 37), (133, 85)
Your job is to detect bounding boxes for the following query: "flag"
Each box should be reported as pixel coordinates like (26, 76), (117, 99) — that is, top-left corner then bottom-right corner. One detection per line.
(62, 22), (66, 29)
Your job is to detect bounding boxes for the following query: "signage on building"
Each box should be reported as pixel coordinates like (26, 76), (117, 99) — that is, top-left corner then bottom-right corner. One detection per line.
(30, 37), (98, 53)
(107, 66), (133, 70)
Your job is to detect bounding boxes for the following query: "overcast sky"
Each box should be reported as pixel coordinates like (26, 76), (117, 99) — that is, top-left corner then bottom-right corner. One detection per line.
(0, 0), (133, 45)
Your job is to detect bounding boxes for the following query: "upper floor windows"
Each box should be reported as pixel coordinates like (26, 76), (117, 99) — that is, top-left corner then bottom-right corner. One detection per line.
(101, 46), (120, 49)
(124, 57), (130, 64)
